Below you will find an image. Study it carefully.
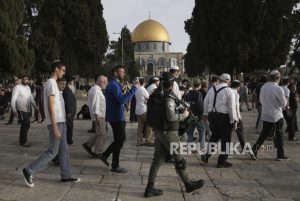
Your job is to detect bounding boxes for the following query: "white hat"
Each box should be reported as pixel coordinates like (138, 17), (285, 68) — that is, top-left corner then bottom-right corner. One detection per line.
(270, 70), (280, 76)
(233, 80), (240, 83)
(219, 73), (231, 81)
(153, 77), (159, 81)
(170, 66), (180, 70)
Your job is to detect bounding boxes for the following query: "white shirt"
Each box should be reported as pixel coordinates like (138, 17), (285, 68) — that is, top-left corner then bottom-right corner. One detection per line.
(203, 83), (237, 123)
(260, 82), (287, 122)
(135, 86), (149, 115)
(88, 84), (106, 121)
(173, 81), (182, 100)
(280, 85), (290, 98)
(147, 83), (157, 96)
(44, 78), (66, 125)
(11, 84), (37, 113)
(233, 89), (242, 120)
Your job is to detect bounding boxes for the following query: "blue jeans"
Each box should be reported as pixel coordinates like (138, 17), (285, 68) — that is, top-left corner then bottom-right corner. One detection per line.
(186, 120), (206, 149)
(26, 122), (72, 179)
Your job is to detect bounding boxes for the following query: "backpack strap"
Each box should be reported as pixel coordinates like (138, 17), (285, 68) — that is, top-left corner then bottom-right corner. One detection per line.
(212, 86), (228, 112)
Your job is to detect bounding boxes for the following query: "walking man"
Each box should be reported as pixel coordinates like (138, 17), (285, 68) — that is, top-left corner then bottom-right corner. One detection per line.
(98, 64), (139, 173)
(144, 73), (204, 197)
(252, 70), (289, 161)
(202, 74), (237, 168)
(11, 75), (38, 147)
(82, 75), (107, 157)
(22, 60), (80, 188)
(63, 74), (77, 145)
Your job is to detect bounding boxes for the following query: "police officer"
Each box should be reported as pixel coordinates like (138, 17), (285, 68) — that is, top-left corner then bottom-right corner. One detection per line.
(144, 73), (204, 198)
(201, 73), (238, 168)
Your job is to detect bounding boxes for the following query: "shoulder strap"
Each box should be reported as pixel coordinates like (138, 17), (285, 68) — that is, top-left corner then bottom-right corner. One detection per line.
(212, 86), (228, 112)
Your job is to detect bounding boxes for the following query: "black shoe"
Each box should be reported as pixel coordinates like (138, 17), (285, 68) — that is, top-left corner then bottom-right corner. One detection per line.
(99, 154), (110, 167)
(144, 187), (163, 198)
(52, 155), (59, 165)
(289, 137), (298, 141)
(217, 161), (232, 168)
(250, 148), (257, 160)
(61, 177), (81, 182)
(22, 168), (34, 188)
(87, 129), (96, 133)
(185, 180), (204, 193)
(5, 122), (12, 125)
(82, 143), (93, 156)
(201, 154), (209, 163)
(275, 156), (289, 161)
(111, 166), (127, 173)
(20, 142), (31, 147)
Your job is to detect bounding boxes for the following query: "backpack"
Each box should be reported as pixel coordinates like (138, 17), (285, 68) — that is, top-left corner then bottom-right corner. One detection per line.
(146, 89), (165, 130)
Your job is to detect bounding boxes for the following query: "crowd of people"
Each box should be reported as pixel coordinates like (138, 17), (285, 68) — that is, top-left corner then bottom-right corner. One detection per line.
(0, 61), (299, 198)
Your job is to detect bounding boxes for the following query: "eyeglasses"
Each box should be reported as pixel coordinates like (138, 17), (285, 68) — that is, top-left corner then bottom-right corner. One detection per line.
(58, 67), (65, 73)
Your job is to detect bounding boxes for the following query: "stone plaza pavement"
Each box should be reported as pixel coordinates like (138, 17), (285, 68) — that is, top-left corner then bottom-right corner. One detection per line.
(0, 98), (300, 201)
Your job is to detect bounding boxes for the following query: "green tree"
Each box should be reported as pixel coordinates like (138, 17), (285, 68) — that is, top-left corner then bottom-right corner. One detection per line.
(0, 0), (35, 77)
(106, 26), (139, 81)
(30, 0), (108, 78)
(290, 35), (300, 71)
(185, 0), (299, 77)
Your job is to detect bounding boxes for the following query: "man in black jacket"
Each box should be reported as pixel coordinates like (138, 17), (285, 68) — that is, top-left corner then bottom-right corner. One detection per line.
(63, 74), (77, 145)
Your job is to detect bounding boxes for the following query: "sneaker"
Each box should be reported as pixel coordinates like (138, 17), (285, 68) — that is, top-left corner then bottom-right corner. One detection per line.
(289, 137), (298, 141)
(185, 180), (204, 193)
(61, 178), (81, 183)
(20, 142), (31, 147)
(22, 168), (34, 188)
(275, 156), (290, 161)
(111, 166), (127, 173)
(217, 161), (233, 168)
(52, 155), (59, 165)
(249, 148), (257, 160)
(82, 143), (93, 156)
(99, 154), (110, 167)
(144, 187), (163, 198)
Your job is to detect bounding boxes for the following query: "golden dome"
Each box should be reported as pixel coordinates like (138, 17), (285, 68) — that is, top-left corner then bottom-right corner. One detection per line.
(132, 19), (171, 43)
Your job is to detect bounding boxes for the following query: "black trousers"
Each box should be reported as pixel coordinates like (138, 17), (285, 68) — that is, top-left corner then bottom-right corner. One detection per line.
(283, 111), (297, 140)
(207, 112), (232, 164)
(253, 118), (284, 158)
(18, 111), (31, 144)
(66, 116), (74, 144)
(103, 121), (126, 169)
(236, 120), (245, 149)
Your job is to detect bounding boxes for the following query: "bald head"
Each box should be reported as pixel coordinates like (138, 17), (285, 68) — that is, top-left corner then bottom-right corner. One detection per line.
(96, 75), (108, 89)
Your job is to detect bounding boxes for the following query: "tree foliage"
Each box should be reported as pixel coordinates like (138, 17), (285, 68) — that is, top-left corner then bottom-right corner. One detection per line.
(30, 0), (109, 77)
(0, 0), (35, 77)
(185, 0), (300, 76)
(106, 26), (139, 81)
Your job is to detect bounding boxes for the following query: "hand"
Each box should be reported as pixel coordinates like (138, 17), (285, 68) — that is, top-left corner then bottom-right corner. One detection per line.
(232, 121), (238, 131)
(203, 115), (208, 122)
(13, 111), (18, 117)
(96, 118), (104, 127)
(53, 126), (61, 140)
(183, 110), (189, 118)
(67, 114), (72, 119)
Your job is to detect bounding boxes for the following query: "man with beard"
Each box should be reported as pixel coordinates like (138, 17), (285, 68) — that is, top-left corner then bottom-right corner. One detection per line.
(98, 64), (140, 173)
(11, 75), (38, 147)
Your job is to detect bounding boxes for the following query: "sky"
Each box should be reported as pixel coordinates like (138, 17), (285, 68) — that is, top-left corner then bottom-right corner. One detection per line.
(101, 0), (195, 53)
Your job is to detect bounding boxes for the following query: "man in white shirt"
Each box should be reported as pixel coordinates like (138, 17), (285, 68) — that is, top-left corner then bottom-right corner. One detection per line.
(22, 60), (80, 188)
(252, 70), (289, 161)
(135, 78), (152, 146)
(169, 66), (182, 99)
(202, 73), (237, 168)
(11, 75), (38, 147)
(147, 77), (160, 96)
(82, 75), (107, 157)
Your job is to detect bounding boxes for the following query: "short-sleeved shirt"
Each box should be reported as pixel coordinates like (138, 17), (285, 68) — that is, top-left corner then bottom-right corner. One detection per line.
(44, 78), (66, 125)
